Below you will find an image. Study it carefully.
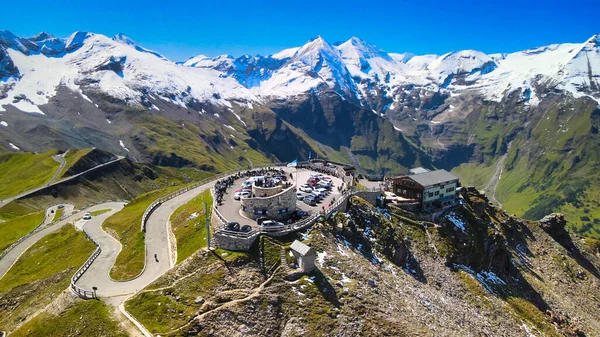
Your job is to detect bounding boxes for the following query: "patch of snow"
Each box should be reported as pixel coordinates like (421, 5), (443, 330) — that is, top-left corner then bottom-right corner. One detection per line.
(446, 212), (466, 232)
(224, 124), (235, 131)
(214, 113), (220, 118)
(151, 104), (160, 111)
(9, 142), (20, 150)
(119, 140), (130, 152)
(232, 111), (247, 126)
(0, 121), (7, 127)
(317, 251), (328, 265)
(106, 119), (111, 124)
(188, 212), (199, 220)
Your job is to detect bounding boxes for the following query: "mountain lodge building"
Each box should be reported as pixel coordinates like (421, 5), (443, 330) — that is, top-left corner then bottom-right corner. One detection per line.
(391, 169), (460, 212)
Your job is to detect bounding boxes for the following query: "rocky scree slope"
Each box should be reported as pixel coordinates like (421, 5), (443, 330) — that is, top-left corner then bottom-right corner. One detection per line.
(124, 190), (600, 337)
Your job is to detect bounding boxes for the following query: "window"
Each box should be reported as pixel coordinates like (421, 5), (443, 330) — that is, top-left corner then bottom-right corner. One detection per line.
(278, 208), (289, 214)
(446, 187), (454, 193)
(434, 191), (439, 196)
(428, 192), (434, 197)
(255, 209), (268, 215)
(242, 206), (247, 211)
(402, 189), (407, 195)
(416, 193), (421, 198)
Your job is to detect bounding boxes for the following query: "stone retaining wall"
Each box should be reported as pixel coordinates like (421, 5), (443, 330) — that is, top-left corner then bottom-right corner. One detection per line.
(241, 184), (297, 221)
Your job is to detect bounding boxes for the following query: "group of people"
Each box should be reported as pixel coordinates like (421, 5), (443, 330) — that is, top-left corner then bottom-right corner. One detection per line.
(297, 163), (340, 178)
(214, 176), (235, 205)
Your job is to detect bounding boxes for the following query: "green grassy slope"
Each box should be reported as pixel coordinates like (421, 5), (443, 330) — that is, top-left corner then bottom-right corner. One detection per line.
(169, 189), (212, 263)
(0, 225), (96, 332)
(10, 300), (127, 337)
(0, 210), (45, 254)
(0, 150), (60, 199)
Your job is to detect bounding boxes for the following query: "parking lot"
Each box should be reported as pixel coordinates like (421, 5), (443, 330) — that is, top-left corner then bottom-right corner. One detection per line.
(215, 167), (345, 229)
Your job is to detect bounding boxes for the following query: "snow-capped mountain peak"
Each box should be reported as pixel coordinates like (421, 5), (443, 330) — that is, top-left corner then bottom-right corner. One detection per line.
(111, 33), (166, 59)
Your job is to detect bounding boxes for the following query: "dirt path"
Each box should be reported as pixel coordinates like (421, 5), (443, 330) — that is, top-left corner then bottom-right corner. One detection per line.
(165, 267), (281, 335)
(483, 142), (513, 208)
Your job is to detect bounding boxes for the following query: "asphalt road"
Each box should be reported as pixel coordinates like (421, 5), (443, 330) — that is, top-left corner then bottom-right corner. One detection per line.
(0, 203), (77, 279)
(48, 150), (68, 184)
(76, 181), (217, 297)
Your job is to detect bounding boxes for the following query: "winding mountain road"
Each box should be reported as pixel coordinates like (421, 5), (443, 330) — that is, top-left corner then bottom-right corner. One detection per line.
(48, 150), (68, 185)
(75, 180), (217, 297)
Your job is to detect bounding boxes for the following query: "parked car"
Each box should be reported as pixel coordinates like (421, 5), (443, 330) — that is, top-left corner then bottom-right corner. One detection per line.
(312, 190), (326, 199)
(290, 209), (308, 221)
(256, 217), (270, 226)
(57, 204), (65, 209)
(317, 181), (332, 189)
(226, 222), (240, 231)
(316, 187), (329, 195)
(83, 212), (92, 220)
(307, 178), (318, 186)
(235, 190), (251, 200)
(299, 184), (313, 192)
(261, 220), (284, 228)
(296, 192), (305, 200)
(303, 196), (317, 206)
(241, 225), (252, 232)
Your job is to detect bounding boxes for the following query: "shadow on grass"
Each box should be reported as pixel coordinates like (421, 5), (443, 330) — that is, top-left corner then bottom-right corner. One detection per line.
(309, 268), (341, 308)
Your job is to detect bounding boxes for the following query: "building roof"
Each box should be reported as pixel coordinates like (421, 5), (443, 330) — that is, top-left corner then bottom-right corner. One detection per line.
(290, 240), (316, 256)
(409, 169), (458, 187)
(409, 167), (430, 175)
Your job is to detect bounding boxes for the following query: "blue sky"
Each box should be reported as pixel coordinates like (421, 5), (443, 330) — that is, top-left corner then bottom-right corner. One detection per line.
(3, 0), (598, 61)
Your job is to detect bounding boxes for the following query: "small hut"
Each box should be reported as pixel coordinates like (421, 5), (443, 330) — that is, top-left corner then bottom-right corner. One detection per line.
(290, 240), (317, 273)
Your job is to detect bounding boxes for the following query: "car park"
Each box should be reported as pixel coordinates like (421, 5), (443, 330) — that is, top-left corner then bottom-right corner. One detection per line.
(299, 184), (313, 192)
(83, 212), (92, 220)
(226, 222), (240, 231)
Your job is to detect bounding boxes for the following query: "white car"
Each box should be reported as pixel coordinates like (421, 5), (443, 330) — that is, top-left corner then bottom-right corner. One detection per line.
(316, 187), (329, 195)
(299, 184), (313, 193)
(317, 181), (332, 189)
(312, 190), (326, 199)
(235, 191), (251, 200)
(296, 192), (305, 200)
(310, 173), (324, 180)
(261, 220), (284, 227)
(83, 212), (92, 220)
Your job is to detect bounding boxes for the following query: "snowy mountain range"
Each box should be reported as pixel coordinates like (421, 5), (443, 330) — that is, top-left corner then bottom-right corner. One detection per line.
(1, 30), (599, 118)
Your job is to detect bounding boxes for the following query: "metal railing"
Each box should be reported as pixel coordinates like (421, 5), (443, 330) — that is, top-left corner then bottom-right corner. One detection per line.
(70, 231), (102, 299)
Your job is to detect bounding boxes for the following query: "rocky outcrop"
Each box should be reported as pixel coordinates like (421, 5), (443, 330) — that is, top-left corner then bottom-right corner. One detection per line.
(539, 213), (567, 234)
(0, 45), (18, 78)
